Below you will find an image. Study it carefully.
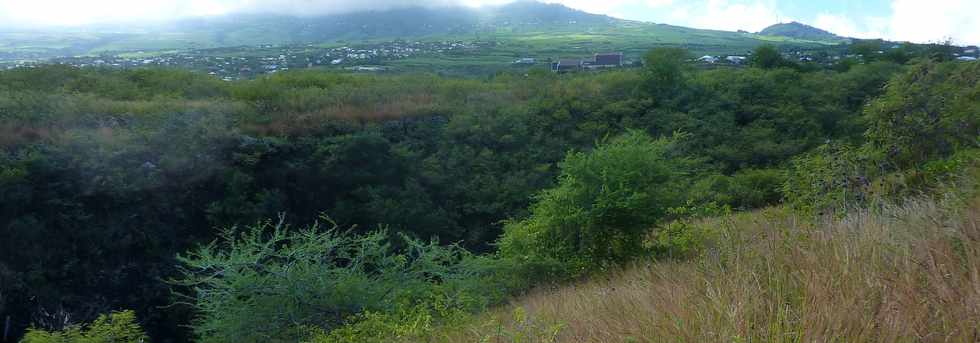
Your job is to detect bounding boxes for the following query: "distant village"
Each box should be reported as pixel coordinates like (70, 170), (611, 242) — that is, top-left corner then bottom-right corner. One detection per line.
(548, 52), (627, 72)
(0, 40), (495, 79)
(691, 44), (980, 66)
(3, 39), (978, 78)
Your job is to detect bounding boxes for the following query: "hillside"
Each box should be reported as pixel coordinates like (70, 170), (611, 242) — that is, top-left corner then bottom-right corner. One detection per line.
(433, 196), (980, 341)
(2, 38), (978, 341)
(0, 1), (831, 62)
(759, 21), (845, 42)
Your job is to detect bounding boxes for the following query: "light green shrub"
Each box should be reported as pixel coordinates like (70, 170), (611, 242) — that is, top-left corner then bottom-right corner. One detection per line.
(499, 130), (691, 275)
(21, 310), (147, 343)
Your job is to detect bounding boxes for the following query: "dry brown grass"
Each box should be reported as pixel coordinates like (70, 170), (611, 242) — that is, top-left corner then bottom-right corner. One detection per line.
(430, 197), (980, 342)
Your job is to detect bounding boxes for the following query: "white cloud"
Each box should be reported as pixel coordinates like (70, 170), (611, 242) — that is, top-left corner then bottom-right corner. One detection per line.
(814, 13), (887, 39)
(886, 0), (980, 45)
(812, 1), (980, 45)
(0, 0), (485, 26)
(540, 0), (638, 17)
(2, 0), (977, 44)
(645, 0), (674, 8)
(665, 0), (785, 32)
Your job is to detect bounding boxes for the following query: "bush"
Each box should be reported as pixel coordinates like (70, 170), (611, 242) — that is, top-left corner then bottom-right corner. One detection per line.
(864, 60), (979, 169)
(172, 217), (515, 342)
(498, 131), (691, 274)
(21, 310), (147, 343)
(690, 168), (786, 210)
(782, 143), (881, 214)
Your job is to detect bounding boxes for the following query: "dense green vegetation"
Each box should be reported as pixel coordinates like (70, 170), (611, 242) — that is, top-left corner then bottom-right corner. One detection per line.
(0, 42), (976, 341)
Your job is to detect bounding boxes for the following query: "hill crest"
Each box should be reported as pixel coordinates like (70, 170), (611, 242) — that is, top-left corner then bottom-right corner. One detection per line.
(758, 21), (845, 42)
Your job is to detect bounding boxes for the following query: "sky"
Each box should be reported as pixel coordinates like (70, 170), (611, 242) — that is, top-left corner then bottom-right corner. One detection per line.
(0, 0), (977, 45)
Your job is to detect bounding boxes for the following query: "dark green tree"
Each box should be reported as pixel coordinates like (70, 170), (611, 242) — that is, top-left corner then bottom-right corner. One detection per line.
(751, 45), (790, 69)
(642, 47), (690, 100)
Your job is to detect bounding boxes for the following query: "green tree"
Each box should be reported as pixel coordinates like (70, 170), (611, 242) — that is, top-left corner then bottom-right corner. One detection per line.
(865, 60), (980, 168)
(849, 39), (882, 61)
(751, 45), (792, 69)
(499, 131), (690, 273)
(642, 48), (690, 99)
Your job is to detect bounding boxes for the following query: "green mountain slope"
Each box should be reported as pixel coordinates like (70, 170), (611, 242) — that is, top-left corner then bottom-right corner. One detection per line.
(759, 21), (846, 43)
(0, 1), (838, 61)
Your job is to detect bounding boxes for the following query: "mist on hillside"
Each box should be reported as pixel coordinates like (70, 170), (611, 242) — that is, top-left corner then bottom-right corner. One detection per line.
(0, 0), (520, 29)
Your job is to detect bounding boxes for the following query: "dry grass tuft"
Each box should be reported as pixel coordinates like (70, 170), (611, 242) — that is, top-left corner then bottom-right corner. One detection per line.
(432, 197), (980, 342)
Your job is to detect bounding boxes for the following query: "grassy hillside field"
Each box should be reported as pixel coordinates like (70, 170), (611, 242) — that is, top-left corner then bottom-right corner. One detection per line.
(431, 195), (980, 342)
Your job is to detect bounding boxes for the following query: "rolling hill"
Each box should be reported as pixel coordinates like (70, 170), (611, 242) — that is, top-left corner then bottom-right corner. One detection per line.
(0, 1), (838, 62)
(759, 21), (847, 43)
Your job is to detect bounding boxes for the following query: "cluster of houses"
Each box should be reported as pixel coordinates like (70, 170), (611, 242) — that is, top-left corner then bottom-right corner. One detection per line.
(955, 46), (978, 61)
(550, 52), (625, 72)
(696, 55), (748, 64)
(11, 40), (497, 79)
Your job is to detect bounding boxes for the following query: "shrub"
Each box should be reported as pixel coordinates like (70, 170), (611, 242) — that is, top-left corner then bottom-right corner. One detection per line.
(784, 61), (980, 215)
(690, 168), (786, 210)
(172, 217), (512, 342)
(21, 310), (147, 343)
(498, 130), (691, 274)
(782, 143), (880, 214)
(864, 60), (979, 169)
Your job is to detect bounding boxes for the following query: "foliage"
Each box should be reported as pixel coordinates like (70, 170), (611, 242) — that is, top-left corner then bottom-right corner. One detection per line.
(782, 143), (880, 214)
(499, 131), (691, 273)
(689, 168), (786, 210)
(21, 310), (147, 343)
(433, 195), (980, 342)
(642, 47), (690, 100)
(172, 217), (515, 342)
(864, 60), (979, 168)
(848, 39), (883, 61)
(750, 45), (797, 70)
(784, 60), (979, 214)
(0, 52), (916, 340)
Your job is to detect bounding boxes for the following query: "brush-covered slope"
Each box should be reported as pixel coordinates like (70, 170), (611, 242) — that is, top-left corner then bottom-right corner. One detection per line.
(434, 197), (980, 341)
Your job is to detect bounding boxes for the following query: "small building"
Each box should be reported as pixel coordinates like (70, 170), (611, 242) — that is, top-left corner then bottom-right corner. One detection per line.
(593, 53), (624, 67)
(552, 59), (582, 73)
(697, 55), (718, 63)
(725, 56), (747, 64)
(513, 58), (536, 65)
(957, 56), (977, 62)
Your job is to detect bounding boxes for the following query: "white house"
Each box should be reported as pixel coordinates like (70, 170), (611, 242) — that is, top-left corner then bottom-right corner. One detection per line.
(697, 55), (718, 63)
(726, 56), (747, 64)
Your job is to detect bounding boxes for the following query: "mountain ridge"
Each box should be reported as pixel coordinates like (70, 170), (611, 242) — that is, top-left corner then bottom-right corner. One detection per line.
(0, 2), (838, 62)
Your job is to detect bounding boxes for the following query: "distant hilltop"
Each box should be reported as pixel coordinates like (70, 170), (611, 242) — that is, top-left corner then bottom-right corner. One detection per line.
(759, 22), (847, 43)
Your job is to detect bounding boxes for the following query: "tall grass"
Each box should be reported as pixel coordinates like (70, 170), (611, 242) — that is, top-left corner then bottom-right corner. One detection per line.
(433, 196), (980, 342)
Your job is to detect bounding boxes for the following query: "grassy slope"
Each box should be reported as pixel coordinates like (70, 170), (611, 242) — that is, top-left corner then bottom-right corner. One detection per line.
(429, 196), (980, 342)
(385, 24), (830, 73)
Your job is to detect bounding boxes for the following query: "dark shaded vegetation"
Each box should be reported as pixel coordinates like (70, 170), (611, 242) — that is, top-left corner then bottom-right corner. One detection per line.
(1, 47), (976, 341)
